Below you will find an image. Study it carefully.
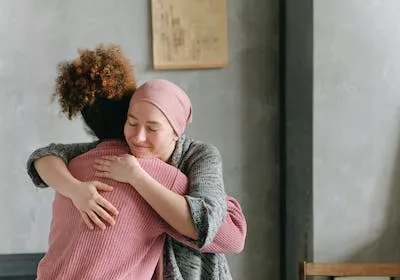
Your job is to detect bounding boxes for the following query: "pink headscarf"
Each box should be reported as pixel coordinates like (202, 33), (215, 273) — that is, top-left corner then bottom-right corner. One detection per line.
(130, 79), (193, 137)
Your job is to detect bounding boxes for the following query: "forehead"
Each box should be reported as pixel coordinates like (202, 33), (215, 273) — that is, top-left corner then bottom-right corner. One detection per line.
(128, 101), (168, 124)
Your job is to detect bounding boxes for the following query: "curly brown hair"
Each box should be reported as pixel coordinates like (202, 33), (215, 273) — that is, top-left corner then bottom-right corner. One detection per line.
(53, 44), (136, 119)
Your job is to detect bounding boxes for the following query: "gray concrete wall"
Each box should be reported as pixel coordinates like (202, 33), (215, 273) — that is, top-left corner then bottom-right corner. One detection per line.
(314, 0), (400, 262)
(0, 0), (280, 279)
(283, 0), (313, 279)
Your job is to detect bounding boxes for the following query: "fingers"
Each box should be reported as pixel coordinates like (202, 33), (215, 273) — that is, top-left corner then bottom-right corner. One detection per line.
(93, 205), (116, 226)
(94, 163), (110, 172)
(121, 154), (134, 159)
(94, 156), (118, 167)
(94, 158), (112, 165)
(95, 171), (111, 179)
(87, 211), (107, 230)
(80, 211), (94, 230)
(97, 195), (119, 216)
(94, 158), (114, 171)
(101, 155), (119, 161)
(93, 181), (113, 192)
(76, 181), (119, 230)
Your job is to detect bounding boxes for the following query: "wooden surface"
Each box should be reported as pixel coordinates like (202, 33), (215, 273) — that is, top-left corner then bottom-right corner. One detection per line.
(300, 262), (400, 277)
(151, 0), (228, 70)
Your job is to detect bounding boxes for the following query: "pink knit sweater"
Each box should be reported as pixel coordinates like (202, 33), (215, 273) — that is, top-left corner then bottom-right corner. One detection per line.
(37, 140), (247, 279)
(36, 141), (189, 280)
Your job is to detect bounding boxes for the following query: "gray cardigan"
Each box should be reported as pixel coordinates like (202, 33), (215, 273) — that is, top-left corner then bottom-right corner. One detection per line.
(26, 134), (232, 280)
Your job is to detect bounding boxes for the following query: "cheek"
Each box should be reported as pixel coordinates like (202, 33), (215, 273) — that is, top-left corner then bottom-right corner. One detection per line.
(145, 134), (158, 147)
(152, 132), (174, 149)
(123, 123), (132, 139)
(146, 134), (164, 149)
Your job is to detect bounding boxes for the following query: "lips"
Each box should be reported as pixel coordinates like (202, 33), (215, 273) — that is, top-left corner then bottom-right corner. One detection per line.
(132, 144), (150, 150)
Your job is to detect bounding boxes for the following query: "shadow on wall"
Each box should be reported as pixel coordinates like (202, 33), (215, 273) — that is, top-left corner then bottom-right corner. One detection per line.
(238, 0), (280, 278)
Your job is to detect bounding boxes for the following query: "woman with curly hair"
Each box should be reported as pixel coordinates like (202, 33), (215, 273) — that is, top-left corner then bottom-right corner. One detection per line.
(28, 45), (246, 280)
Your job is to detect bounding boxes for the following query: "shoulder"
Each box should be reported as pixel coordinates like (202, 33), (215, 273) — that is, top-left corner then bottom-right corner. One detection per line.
(173, 135), (222, 172)
(181, 135), (221, 162)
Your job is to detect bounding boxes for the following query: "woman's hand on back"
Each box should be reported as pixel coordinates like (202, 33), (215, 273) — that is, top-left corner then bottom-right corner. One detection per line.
(94, 155), (142, 184)
(33, 155), (119, 230)
(69, 181), (119, 230)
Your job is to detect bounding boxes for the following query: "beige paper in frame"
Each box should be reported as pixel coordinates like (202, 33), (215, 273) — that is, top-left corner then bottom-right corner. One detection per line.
(151, 0), (228, 70)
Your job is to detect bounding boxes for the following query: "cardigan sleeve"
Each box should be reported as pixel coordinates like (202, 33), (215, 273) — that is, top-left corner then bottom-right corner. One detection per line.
(26, 141), (98, 188)
(182, 143), (228, 248)
(164, 195), (247, 253)
(200, 196), (247, 253)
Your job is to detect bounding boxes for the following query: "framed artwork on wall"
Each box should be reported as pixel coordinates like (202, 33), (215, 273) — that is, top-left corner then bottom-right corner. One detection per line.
(151, 0), (228, 70)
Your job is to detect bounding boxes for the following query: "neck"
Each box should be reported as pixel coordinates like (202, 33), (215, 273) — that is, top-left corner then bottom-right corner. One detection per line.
(160, 140), (177, 163)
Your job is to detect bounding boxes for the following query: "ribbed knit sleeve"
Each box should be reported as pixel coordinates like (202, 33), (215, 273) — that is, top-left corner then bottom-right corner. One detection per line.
(164, 195), (247, 254)
(181, 143), (227, 248)
(200, 196), (247, 253)
(26, 142), (97, 188)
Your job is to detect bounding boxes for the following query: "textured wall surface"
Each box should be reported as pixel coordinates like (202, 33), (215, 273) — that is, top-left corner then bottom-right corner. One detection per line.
(0, 0), (279, 278)
(314, 0), (400, 262)
(283, 0), (314, 279)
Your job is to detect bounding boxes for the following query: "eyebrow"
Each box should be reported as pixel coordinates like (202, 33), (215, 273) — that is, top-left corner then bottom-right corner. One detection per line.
(128, 114), (161, 125)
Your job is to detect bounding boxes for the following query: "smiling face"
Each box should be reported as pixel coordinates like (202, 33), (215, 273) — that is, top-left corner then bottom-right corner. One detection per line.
(124, 101), (178, 162)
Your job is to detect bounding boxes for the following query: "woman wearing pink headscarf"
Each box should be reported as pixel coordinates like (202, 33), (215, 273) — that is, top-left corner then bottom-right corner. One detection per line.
(28, 78), (246, 280)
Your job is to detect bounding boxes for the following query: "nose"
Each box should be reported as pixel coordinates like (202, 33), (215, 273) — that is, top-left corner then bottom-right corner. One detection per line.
(134, 126), (147, 142)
